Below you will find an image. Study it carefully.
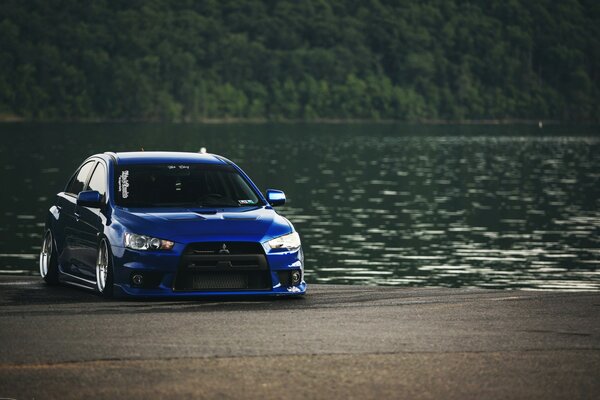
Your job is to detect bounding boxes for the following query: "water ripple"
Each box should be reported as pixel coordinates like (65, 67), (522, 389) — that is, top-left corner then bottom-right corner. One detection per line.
(1, 126), (599, 291)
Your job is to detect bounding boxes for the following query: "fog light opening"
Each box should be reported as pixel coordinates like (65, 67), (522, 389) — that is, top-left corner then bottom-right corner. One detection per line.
(291, 270), (301, 286)
(132, 274), (144, 287)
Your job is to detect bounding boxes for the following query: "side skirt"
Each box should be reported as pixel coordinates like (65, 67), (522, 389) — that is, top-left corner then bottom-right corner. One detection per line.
(59, 270), (97, 291)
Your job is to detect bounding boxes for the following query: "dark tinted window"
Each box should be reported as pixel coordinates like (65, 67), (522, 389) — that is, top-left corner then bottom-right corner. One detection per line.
(114, 164), (263, 208)
(87, 163), (107, 198)
(66, 161), (95, 195)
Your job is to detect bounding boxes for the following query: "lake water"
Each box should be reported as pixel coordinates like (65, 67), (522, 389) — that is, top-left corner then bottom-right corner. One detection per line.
(0, 123), (599, 290)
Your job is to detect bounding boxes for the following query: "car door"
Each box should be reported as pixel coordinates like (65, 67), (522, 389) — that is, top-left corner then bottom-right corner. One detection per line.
(73, 161), (109, 278)
(61, 160), (97, 278)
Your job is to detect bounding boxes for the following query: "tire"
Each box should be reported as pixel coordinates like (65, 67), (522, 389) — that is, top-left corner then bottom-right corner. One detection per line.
(96, 239), (114, 298)
(40, 230), (59, 285)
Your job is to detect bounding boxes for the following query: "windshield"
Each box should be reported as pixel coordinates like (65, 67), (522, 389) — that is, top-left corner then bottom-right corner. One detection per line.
(114, 163), (263, 208)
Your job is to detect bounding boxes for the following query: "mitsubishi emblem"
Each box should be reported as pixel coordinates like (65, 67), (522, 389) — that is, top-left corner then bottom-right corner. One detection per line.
(219, 244), (230, 254)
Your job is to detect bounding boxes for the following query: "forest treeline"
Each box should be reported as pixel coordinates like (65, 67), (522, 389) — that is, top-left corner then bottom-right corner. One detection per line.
(0, 0), (598, 122)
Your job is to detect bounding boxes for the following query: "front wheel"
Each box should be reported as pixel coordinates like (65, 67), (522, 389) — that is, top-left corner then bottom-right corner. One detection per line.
(96, 239), (114, 298)
(40, 230), (59, 285)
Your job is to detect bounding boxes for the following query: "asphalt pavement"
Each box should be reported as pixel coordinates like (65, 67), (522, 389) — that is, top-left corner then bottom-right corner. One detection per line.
(1, 275), (599, 399)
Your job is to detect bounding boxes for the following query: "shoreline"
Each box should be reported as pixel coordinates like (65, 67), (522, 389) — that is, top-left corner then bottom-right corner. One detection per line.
(1, 271), (598, 292)
(0, 114), (574, 125)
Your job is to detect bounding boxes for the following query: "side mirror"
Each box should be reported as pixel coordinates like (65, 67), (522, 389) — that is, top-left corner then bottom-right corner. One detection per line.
(77, 190), (104, 208)
(266, 189), (286, 207)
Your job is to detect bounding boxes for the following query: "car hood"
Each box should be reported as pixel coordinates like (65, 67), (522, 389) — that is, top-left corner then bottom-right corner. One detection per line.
(113, 206), (293, 244)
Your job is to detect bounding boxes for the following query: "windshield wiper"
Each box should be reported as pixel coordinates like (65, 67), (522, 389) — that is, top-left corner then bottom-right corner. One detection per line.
(198, 203), (240, 208)
(197, 198), (241, 207)
(119, 202), (163, 207)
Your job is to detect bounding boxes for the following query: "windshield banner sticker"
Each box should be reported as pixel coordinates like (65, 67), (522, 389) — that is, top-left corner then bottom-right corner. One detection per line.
(118, 170), (130, 198)
(167, 165), (190, 170)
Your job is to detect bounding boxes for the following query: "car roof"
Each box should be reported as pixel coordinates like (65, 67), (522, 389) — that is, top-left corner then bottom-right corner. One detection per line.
(107, 151), (228, 166)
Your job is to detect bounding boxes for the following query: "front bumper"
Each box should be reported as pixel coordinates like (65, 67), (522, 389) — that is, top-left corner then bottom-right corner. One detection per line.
(110, 243), (306, 297)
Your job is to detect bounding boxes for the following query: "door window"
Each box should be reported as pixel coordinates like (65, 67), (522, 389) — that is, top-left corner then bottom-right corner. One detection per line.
(66, 161), (96, 195)
(87, 163), (107, 198)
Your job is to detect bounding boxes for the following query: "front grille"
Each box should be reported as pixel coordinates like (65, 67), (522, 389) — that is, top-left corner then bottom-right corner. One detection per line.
(193, 272), (247, 289)
(173, 242), (271, 291)
(185, 242), (264, 255)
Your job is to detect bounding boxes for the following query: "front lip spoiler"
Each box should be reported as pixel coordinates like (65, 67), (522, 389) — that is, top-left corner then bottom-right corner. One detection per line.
(114, 282), (307, 298)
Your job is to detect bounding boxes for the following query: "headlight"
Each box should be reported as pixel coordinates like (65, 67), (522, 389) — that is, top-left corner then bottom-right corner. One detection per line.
(124, 233), (174, 251)
(267, 232), (301, 251)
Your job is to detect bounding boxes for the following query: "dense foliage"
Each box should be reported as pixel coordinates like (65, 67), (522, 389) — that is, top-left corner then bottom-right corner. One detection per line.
(0, 0), (598, 121)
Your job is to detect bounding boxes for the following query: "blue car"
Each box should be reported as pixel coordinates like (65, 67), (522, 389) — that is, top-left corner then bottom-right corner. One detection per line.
(39, 151), (306, 298)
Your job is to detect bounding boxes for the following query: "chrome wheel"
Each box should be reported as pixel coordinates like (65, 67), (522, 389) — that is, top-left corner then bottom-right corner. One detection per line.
(96, 240), (109, 292)
(40, 231), (52, 278)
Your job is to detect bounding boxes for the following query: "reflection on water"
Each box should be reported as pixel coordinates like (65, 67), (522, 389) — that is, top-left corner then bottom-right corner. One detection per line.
(0, 124), (599, 290)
